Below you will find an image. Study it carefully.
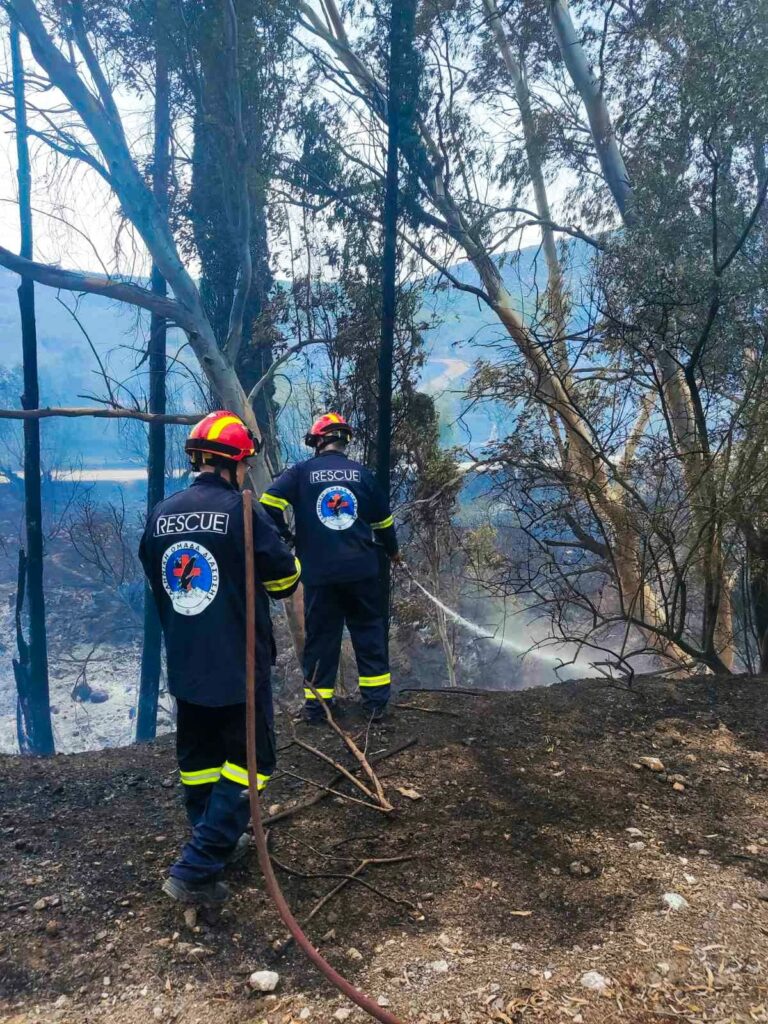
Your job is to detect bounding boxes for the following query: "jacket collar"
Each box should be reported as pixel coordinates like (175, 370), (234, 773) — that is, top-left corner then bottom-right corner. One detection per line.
(191, 472), (238, 492)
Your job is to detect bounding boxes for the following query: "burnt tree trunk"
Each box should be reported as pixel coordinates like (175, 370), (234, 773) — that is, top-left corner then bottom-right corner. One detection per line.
(137, 6), (170, 742)
(11, 19), (54, 756)
(376, 0), (417, 614)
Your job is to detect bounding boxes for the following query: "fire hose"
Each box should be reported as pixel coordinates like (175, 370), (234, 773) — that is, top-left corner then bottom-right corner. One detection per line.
(242, 490), (408, 1024)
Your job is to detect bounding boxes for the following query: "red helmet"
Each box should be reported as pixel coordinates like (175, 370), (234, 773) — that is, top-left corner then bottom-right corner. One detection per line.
(185, 411), (260, 463)
(305, 412), (353, 449)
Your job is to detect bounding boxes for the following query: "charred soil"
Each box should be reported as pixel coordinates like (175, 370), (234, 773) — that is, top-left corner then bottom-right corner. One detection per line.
(1, 674), (768, 1023)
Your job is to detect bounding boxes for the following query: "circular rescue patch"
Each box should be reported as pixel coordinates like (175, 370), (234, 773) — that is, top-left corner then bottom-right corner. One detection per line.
(316, 485), (358, 531)
(161, 541), (219, 616)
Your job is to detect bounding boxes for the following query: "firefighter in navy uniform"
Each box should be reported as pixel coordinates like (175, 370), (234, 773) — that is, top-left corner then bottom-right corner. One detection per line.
(259, 413), (399, 721)
(139, 411), (301, 907)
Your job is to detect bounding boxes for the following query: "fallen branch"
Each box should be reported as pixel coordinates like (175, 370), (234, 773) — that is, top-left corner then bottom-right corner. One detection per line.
(290, 729), (388, 811)
(262, 738), (417, 826)
(306, 679), (393, 810)
(278, 767), (386, 813)
(270, 854), (418, 954)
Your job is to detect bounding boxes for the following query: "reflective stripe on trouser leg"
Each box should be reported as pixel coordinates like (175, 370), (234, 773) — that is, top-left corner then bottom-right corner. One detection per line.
(220, 760), (271, 790)
(304, 687), (335, 701)
(359, 673), (391, 705)
(179, 769), (220, 828)
(179, 766), (222, 785)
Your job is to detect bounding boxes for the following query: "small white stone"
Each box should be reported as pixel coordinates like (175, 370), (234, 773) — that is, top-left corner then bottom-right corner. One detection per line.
(663, 892), (689, 911)
(248, 970), (280, 993)
(152, 1007), (164, 1020)
(628, 841), (646, 851)
(625, 827), (643, 837)
(346, 947), (363, 961)
(428, 960), (450, 974)
(580, 971), (611, 992)
(334, 1009), (352, 1021)
(377, 995), (391, 1007)
(299, 1009), (311, 1021)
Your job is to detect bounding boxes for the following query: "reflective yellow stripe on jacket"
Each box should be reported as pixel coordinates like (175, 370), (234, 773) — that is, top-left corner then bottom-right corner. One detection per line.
(371, 515), (394, 530)
(263, 557), (301, 596)
(260, 492), (290, 511)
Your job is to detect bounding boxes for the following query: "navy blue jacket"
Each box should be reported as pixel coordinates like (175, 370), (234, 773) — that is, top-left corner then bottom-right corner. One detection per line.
(260, 451), (398, 586)
(139, 473), (300, 706)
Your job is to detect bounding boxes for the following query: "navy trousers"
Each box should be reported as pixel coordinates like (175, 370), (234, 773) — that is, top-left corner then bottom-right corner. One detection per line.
(170, 696), (275, 883)
(302, 578), (391, 711)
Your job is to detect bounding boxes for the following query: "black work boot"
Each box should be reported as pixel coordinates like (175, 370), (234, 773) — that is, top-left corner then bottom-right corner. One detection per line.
(362, 701), (388, 722)
(303, 701), (336, 725)
(162, 876), (229, 907)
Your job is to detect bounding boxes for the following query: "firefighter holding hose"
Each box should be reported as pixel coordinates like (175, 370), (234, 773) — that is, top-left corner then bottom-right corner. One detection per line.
(260, 413), (400, 722)
(139, 411), (300, 907)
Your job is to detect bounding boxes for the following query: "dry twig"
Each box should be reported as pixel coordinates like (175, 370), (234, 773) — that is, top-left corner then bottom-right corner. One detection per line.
(305, 679), (393, 810)
(262, 738), (416, 826)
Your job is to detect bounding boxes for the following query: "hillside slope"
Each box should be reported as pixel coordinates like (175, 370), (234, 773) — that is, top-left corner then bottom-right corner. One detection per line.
(1, 674), (767, 1024)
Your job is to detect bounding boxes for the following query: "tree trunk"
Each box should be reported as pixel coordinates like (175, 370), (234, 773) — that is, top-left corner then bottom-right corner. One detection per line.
(484, 0), (568, 366)
(547, 0), (634, 223)
(11, 18), (54, 756)
(377, 0), (417, 618)
(137, 6), (170, 743)
(750, 552), (768, 673)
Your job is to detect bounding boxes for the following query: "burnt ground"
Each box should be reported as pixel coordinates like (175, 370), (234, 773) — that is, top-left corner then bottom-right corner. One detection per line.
(1, 674), (768, 1024)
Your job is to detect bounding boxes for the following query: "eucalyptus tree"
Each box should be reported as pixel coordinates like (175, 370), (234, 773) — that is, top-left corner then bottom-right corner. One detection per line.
(294, 0), (768, 675)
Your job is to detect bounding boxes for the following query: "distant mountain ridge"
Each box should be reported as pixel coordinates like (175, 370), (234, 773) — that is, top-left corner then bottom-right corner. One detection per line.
(0, 240), (590, 467)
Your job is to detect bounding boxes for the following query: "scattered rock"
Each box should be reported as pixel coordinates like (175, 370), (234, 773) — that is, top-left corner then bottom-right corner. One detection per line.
(54, 995), (69, 1008)
(672, 782), (685, 792)
(580, 971), (611, 992)
(299, 1009), (311, 1021)
(334, 1009), (352, 1021)
(249, 970), (280, 993)
(428, 960), (450, 974)
(33, 898), (48, 911)
(152, 1006), (164, 1020)
(569, 861), (592, 877)
(377, 995), (391, 1007)
(663, 892), (690, 911)
(625, 828), (643, 838)
(89, 688), (110, 704)
(638, 757), (665, 773)
(268, 804), (281, 816)
(183, 908), (198, 930)
(628, 842), (646, 851)
(346, 947), (363, 961)
(757, 887), (768, 901)
(45, 920), (60, 937)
